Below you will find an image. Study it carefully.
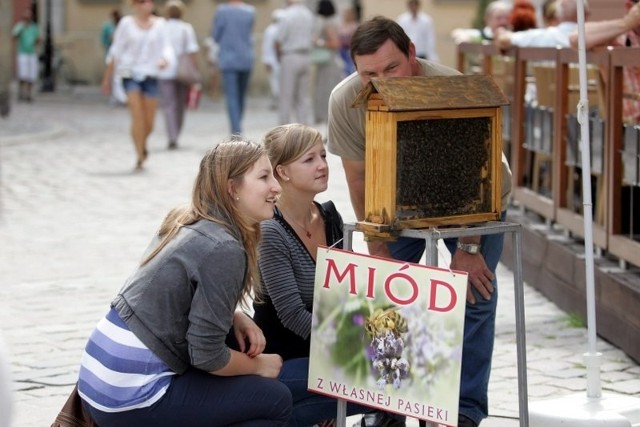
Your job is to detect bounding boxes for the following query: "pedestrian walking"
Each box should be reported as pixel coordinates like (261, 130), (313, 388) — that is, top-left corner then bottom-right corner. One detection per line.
(100, 9), (122, 54)
(12, 8), (40, 102)
(100, 9), (127, 106)
(338, 6), (359, 76)
(75, 139), (291, 426)
(212, 0), (256, 136)
(276, 0), (314, 125)
(158, 0), (199, 150)
(312, 0), (343, 124)
(101, 0), (173, 171)
(397, 0), (439, 62)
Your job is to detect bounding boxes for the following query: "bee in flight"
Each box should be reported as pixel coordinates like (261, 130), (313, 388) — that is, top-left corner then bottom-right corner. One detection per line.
(364, 306), (408, 339)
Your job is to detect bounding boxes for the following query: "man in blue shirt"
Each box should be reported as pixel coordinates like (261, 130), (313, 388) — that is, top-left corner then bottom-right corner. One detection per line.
(212, 0), (255, 135)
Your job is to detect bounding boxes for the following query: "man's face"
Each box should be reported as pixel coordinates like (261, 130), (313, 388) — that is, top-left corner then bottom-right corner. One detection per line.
(354, 39), (417, 85)
(408, 1), (419, 15)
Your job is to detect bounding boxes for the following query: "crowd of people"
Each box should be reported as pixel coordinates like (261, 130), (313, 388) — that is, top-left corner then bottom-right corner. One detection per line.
(451, 0), (640, 121)
(6, 1), (640, 427)
(568, 0), (640, 123)
(493, 0), (583, 50)
(95, 0), (363, 170)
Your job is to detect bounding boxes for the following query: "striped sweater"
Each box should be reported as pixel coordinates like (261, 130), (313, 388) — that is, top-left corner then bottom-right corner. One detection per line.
(253, 201), (343, 360)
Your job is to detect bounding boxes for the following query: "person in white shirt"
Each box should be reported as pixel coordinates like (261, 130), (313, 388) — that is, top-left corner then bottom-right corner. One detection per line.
(495, 0), (588, 49)
(276, 0), (314, 125)
(102, 0), (173, 171)
(397, 0), (439, 61)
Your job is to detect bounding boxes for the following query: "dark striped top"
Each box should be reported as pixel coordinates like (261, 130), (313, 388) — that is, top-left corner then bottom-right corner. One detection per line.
(253, 201), (343, 360)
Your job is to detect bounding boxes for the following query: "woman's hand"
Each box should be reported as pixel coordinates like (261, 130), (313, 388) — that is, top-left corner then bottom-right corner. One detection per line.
(101, 61), (115, 96)
(253, 353), (283, 379)
(101, 77), (111, 96)
(211, 347), (282, 378)
(232, 311), (266, 358)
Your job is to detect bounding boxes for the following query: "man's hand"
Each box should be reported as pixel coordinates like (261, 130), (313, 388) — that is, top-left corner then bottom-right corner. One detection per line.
(232, 311), (266, 358)
(451, 250), (495, 304)
(366, 240), (392, 258)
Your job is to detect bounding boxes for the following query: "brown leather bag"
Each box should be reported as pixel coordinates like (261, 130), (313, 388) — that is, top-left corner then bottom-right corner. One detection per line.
(50, 383), (98, 427)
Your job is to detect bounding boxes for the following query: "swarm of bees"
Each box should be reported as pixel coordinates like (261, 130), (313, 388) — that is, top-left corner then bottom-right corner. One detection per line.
(364, 307), (408, 339)
(396, 118), (491, 216)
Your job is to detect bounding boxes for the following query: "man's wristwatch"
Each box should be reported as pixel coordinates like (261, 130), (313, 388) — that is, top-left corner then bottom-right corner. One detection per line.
(456, 241), (481, 255)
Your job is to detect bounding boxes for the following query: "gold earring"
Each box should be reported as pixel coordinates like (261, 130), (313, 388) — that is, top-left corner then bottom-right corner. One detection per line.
(236, 196), (240, 201)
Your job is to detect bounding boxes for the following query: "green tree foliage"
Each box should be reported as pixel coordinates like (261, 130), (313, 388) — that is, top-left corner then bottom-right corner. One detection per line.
(472, 0), (492, 29)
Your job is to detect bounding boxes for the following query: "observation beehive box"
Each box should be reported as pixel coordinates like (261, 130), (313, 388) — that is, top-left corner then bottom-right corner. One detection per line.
(354, 75), (508, 239)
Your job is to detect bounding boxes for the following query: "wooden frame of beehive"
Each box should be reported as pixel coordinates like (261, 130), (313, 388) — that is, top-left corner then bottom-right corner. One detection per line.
(353, 75), (509, 239)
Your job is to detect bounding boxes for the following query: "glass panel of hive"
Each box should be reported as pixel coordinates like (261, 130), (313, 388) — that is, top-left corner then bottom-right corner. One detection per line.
(396, 117), (492, 220)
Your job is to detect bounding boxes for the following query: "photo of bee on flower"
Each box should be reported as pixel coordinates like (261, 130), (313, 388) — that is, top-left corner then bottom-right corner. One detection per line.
(327, 298), (461, 394)
(365, 307), (411, 390)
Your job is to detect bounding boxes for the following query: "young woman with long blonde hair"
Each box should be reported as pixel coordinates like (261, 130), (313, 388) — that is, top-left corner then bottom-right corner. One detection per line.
(102, 0), (171, 171)
(77, 140), (291, 426)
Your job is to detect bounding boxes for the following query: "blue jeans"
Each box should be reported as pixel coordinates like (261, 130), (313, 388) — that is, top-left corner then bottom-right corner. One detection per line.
(221, 69), (251, 135)
(83, 368), (292, 427)
(388, 212), (507, 425)
(279, 358), (374, 427)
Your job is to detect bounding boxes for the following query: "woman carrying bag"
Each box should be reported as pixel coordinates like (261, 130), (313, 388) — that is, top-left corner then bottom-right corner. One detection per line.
(158, 0), (200, 150)
(101, 0), (173, 171)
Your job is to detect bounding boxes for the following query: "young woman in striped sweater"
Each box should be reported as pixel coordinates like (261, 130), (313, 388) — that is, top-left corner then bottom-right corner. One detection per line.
(254, 124), (371, 427)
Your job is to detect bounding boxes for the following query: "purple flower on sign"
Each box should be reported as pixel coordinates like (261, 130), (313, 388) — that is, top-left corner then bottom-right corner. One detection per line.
(365, 308), (411, 390)
(352, 313), (365, 326)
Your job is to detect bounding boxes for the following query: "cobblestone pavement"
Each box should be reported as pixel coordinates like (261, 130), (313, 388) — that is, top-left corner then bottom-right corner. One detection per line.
(1, 88), (639, 427)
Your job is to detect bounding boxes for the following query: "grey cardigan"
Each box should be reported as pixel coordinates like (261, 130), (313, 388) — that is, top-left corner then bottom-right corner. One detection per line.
(112, 220), (247, 374)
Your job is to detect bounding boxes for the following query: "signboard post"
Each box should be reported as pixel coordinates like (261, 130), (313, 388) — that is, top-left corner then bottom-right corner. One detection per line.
(309, 247), (468, 427)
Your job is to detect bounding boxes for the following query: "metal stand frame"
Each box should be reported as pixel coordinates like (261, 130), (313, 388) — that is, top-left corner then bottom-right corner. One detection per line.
(336, 221), (528, 427)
